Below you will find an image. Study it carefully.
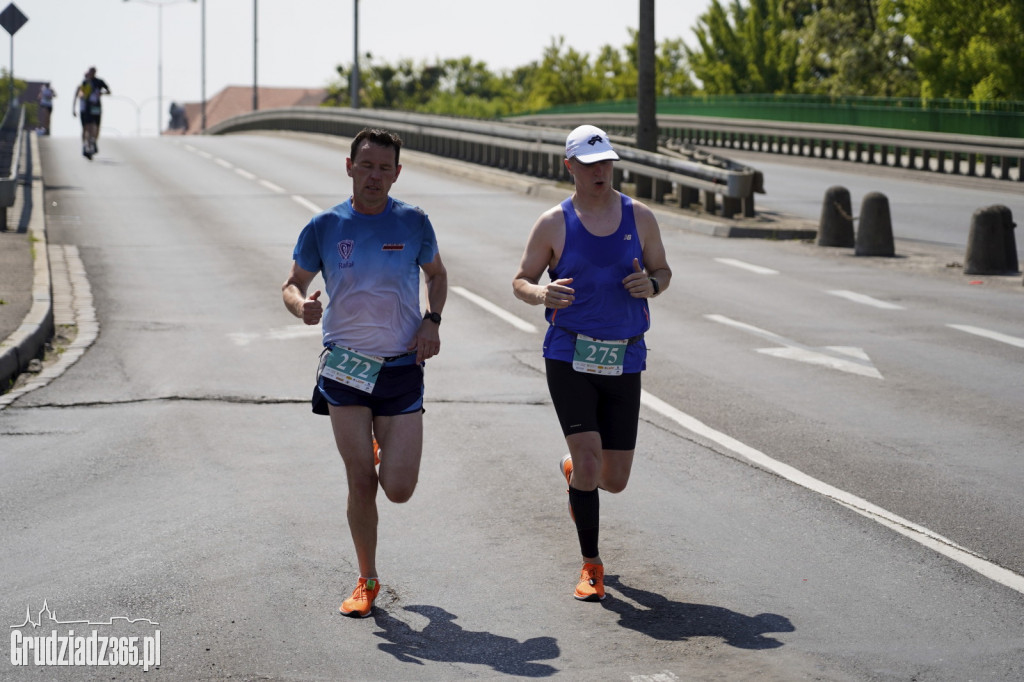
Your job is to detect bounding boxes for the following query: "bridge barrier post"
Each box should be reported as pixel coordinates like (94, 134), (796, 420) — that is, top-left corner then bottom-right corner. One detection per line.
(702, 189), (717, 215)
(964, 205), (1019, 275)
(676, 183), (699, 209)
(722, 196), (741, 219)
(855, 192), (895, 257)
(817, 186), (855, 247)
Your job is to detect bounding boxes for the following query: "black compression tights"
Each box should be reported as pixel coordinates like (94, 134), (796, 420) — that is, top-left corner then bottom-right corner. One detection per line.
(568, 486), (600, 558)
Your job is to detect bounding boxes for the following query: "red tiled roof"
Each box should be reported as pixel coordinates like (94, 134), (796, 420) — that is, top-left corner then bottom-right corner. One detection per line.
(165, 85), (328, 135)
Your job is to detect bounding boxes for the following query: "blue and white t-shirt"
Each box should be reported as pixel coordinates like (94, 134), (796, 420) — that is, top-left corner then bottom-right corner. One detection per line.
(292, 197), (439, 356)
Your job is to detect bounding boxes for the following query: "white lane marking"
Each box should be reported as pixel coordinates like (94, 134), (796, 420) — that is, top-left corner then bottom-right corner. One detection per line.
(631, 673), (680, 682)
(715, 258), (779, 275)
(948, 324), (1024, 349)
(259, 179), (285, 193)
(706, 314), (883, 379)
(451, 286), (538, 333)
(291, 195), (323, 214)
(640, 390), (1024, 596)
(827, 289), (905, 310)
(184, 143), (293, 198)
(228, 324), (320, 346)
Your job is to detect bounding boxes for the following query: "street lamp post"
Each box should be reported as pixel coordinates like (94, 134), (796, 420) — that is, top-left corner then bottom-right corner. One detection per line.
(123, 0), (196, 135)
(351, 0), (359, 109)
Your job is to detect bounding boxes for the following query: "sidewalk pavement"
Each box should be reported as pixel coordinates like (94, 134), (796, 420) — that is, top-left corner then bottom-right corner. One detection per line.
(0, 131), (53, 399)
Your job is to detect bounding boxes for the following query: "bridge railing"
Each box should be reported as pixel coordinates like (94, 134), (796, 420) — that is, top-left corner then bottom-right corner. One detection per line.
(516, 112), (1024, 183)
(205, 107), (762, 218)
(0, 105), (26, 226)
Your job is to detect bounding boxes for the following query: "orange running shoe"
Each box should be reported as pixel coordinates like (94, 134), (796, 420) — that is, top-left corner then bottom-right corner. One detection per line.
(373, 437), (380, 466)
(559, 454), (575, 521)
(574, 563), (605, 602)
(559, 453), (572, 487)
(339, 577), (380, 618)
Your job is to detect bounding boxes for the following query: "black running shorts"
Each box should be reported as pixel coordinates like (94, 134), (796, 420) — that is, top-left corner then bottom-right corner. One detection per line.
(545, 358), (641, 451)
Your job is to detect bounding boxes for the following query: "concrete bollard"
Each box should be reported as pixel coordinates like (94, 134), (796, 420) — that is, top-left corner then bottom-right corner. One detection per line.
(817, 186), (855, 247)
(965, 205), (1020, 275)
(994, 205), (1019, 273)
(855, 192), (895, 257)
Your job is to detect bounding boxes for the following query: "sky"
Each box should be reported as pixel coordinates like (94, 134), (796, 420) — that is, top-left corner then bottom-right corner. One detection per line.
(8, 0), (710, 139)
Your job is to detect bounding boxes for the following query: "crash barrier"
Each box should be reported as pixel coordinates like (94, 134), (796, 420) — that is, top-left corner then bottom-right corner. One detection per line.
(514, 113), (1024, 183)
(965, 206), (1019, 276)
(204, 107), (761, 218)
(0, 105), (25, 226)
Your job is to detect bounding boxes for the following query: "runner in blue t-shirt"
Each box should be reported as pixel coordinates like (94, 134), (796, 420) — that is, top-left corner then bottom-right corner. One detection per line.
(283, 128), (448, 618)
(513, 124), (672, 602)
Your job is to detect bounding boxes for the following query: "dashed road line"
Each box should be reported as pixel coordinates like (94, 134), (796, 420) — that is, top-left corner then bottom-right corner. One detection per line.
(291, 195), (322, 214)
(259, 179), (285, 193)
(948, 324), (1024, 349)
(714, 257), (779, 275)
(827, 289), (905, 310)
(451, 286), (538, 333)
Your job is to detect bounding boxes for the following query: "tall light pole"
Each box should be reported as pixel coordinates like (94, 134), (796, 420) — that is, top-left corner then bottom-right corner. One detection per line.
(201, 0), (206, 130)
(351, 0), (359, 109)
(636, 0), (657, 197)
(252, 0), (258, 111)
(123, 0), (196, 135)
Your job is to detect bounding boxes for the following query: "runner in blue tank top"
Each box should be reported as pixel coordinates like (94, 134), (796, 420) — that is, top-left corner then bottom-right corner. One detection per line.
(513, 124), (672, 602)
(283, 128), (448, 619)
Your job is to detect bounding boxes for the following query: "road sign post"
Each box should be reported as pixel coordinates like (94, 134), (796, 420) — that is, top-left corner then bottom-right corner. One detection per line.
(0, 3), (28, 107)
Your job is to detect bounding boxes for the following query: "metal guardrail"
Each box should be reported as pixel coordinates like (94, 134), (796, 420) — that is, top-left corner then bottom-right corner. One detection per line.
(0, 105), (25, 224)
(516, 112), (1024, 183)
(205, 107), (762, 218)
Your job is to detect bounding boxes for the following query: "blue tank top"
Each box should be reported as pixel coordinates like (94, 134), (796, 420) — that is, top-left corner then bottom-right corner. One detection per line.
(543, 194), (649, 372)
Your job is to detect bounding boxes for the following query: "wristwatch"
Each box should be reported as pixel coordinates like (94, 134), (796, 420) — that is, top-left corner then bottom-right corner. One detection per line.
(423, 311), (442, 325)
(649, 277), (661, 297)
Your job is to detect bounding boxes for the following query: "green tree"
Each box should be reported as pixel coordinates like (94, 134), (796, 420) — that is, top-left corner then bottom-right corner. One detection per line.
(905, 0), (1024, 100)
(323, 30), (696, 117)
(686, 0), (803, 94)
(791, 0), (917, 96)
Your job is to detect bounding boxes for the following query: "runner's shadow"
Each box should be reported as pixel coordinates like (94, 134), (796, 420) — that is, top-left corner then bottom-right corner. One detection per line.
(373, 604), (559, 677)
(602, 574), (794, 649)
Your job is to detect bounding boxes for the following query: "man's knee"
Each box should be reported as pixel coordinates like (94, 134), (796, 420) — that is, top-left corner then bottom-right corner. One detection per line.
(381, 465), (418, 502)
(602, 477), (629, 494)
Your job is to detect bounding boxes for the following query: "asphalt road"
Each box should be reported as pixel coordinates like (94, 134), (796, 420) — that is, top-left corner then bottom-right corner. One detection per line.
(1, 132), (1022, 681)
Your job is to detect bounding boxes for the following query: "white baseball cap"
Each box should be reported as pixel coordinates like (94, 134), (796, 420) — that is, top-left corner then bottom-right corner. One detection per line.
(565, 124), (619, 163)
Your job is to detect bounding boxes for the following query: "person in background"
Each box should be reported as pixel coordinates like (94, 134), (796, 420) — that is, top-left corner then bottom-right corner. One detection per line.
(37, 83), (55, 135)
(72, 67), (110, 159)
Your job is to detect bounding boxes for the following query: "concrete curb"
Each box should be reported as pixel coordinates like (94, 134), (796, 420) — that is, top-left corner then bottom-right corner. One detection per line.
(0, 132), (52, 395)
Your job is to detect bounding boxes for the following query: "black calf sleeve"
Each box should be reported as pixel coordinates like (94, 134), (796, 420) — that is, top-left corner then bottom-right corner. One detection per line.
(568, 486), (600, 558)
